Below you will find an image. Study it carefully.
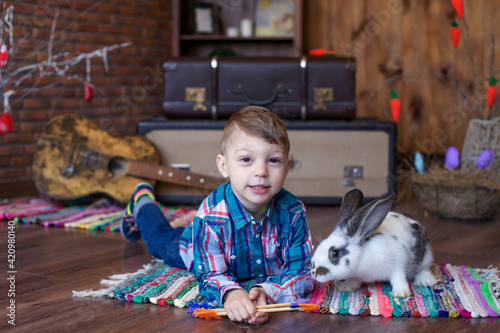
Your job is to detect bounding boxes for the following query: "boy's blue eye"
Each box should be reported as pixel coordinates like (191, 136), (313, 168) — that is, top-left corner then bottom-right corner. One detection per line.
(269, 158), (281, 164)
(241, 157), (251, 163)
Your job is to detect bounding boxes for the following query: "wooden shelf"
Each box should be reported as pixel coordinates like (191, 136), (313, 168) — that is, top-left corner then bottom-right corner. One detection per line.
(180, 35), (295, 42)
(172, 0), (302, 57)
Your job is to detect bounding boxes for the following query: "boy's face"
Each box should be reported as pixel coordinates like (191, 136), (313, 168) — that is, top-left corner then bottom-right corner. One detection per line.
(217, 130), (291, 220)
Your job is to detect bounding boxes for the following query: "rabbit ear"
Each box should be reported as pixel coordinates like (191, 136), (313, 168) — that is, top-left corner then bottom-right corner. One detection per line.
(354, 192), (396, 241)
(337, 189), (364, 235)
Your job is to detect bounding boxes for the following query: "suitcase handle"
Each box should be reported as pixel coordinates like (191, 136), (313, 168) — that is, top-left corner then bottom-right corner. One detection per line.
(232, 88), (288, 106)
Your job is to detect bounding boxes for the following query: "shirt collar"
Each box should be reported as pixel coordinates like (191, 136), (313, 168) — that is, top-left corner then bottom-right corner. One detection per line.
(225, 184), (277, 230)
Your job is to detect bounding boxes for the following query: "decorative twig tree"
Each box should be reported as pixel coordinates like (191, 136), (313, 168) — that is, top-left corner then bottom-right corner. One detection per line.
(0, 4), (131, 133)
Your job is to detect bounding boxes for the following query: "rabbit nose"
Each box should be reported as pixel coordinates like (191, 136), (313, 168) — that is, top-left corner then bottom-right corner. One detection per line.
(314, 266), (330, 277)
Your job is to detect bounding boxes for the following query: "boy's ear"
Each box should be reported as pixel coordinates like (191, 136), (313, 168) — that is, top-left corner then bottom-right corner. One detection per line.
(216, 154), (229, 178)
(285, 157), (292, 176)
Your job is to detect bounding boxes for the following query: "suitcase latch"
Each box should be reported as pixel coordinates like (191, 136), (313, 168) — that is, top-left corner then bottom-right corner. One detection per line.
(185, 87), (207, 111)
(343, 166), (363, 187)
(314, 87), (334, 110)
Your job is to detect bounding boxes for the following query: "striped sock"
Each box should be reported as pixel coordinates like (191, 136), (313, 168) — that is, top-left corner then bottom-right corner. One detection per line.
(121, 182), (155, 242)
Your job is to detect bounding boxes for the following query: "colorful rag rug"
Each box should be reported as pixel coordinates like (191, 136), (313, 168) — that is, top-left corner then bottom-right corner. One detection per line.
(0, 197), (196, 231)
(73, 260), (500, 319)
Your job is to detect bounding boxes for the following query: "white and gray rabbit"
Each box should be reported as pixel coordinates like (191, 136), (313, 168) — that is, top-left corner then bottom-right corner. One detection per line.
(311, 189), (436, 297)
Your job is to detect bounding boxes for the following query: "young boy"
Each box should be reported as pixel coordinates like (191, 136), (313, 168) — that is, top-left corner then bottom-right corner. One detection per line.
(121, 106), (314, 324)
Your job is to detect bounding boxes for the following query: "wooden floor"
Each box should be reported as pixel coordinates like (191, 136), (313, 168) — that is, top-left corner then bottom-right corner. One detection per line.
(1, 192), (500, 332)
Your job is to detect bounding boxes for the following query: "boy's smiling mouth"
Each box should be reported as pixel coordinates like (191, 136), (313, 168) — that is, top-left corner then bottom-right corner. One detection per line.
(248, 184), (270, 194)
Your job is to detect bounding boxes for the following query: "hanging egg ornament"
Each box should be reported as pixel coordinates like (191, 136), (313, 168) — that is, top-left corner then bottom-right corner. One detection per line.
(0, 111), (14, 134)
(0, 44), (8, 67)
(85, 84), (93, 103)
(476, 149), (493, 170)
(414, 152), (425, 174)
(444, 146), (460, 170)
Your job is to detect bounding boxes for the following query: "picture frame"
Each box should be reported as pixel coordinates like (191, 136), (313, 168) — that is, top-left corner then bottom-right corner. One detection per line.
(254, 0), (295, 37)
(192, 4), (219, 34)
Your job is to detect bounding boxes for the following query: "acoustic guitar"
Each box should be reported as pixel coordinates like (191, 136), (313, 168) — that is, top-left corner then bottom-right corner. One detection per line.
(32, 114), (223, 203)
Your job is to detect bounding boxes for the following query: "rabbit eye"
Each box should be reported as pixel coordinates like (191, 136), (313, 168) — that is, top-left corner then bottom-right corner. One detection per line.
(328, 246), (348, 265)
(329, 248), (340, 260)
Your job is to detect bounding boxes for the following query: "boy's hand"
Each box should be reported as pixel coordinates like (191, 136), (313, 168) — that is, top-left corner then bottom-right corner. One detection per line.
(223, 288), (268, 324)
(248, 287), (268, 324)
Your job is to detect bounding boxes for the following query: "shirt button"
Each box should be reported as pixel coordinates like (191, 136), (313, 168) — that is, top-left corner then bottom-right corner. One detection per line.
(251, 221), (257, 225)
(230, 255), (237, 260)
(276, 242), (281, 247)
(256, 259), (262, 264)
(255, 233), (260, 239)
(259, 274), (264, 278)
(198, 265), (202, 270)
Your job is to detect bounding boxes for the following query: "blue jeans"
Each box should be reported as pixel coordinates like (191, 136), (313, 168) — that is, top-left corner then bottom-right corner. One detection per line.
(135, 202), (187, 270)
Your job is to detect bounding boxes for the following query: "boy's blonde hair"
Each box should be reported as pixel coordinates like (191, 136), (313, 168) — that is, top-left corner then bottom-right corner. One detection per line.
(220, 106), (290, 155)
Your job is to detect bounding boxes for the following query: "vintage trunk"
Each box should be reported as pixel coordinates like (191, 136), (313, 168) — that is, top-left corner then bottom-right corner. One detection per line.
(138, 119), (396, 205)
(163, 56), (356, 120)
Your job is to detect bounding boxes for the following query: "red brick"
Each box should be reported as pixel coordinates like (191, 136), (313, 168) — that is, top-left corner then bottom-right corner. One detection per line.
(19, 110), (49, 121)
(72, 22), (98, 33)
(0, 145), (23, 157)
(97, 24), (120, 34)
(119, 7), (138, 16)
(0, 158), (10, 168)
(73, 1), (94, 11)
(23, 98), (52, 109)
(19, 122), (46, 132)
(4, 132), (35, 144)
(97, 4), (120, 13)
(24, 143), (39, 155)
(11, 155), (32, 167)
(0, 168), (27, 179)
(52, 98), (78, 108)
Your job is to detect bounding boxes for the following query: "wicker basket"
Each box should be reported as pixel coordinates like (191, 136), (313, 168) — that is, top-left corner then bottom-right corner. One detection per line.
(412, 169), (500, 220)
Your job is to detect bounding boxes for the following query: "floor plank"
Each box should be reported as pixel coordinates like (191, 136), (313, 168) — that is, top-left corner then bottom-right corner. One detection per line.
(1, 197), (500, 332)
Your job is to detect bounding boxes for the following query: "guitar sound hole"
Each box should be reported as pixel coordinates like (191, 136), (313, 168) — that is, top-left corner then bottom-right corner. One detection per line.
(109, 157), (128, 176)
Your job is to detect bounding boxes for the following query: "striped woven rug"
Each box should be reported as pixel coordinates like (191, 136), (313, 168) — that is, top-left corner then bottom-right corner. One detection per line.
(73, 260), (500, 318)
(0, 197), (196, 231)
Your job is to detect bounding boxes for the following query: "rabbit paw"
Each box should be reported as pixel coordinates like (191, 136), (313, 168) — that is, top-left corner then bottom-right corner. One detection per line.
(414, 269), (437, 287)
(391, 285), (412, 297)
(390, 277), (411, 297)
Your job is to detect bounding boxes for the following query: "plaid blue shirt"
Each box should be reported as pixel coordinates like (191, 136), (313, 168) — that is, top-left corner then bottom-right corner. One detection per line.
(179, 182), (314, 306)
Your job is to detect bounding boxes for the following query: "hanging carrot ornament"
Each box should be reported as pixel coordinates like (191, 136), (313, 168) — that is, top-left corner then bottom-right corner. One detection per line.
(487, 76), (497, 108)
(390, 90), (401, 123)
(451, 0), (464, 19)
(450, 22), (460, 49)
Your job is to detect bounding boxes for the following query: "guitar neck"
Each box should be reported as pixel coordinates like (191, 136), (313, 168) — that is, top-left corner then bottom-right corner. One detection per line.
(127, 160), (222, 190)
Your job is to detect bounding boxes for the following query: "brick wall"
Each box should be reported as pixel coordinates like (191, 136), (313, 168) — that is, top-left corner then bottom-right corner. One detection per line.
(0, 0), (171, 188)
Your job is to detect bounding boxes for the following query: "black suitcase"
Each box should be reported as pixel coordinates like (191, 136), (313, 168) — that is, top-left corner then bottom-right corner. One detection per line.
(138, 118), (396, 205)
(163, 56), (356, 120)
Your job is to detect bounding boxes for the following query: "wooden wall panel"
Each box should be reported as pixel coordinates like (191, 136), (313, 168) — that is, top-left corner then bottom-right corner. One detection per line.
(304, 0), (500, 154)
